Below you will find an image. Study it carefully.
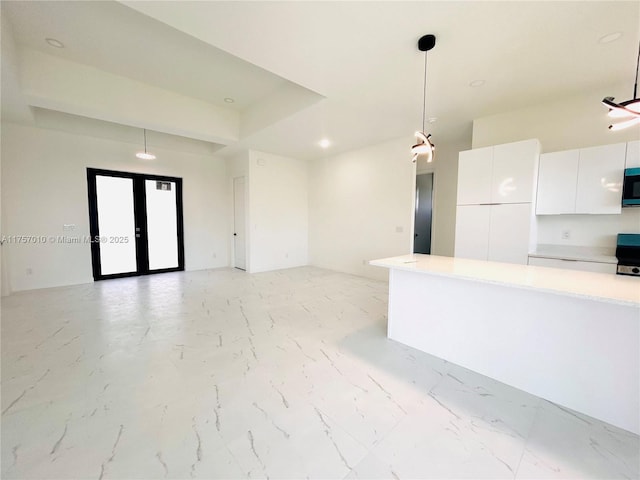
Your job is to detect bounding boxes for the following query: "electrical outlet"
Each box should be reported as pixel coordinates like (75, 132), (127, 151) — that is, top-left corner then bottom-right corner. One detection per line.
(562, 229), (571, 240)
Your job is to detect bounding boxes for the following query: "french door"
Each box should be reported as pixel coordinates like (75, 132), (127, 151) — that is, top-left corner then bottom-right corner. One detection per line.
(87, 168), (184, 280)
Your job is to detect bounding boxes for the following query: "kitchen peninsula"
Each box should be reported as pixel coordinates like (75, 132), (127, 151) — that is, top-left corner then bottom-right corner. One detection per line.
(371, 254), (640, 434)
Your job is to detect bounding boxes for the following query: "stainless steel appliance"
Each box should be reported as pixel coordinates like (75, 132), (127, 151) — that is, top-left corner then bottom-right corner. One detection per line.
(616, 233), (640, 276)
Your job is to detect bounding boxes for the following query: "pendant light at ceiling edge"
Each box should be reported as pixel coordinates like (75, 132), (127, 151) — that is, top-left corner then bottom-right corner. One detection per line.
(602, 41), (640, 130)
(136, 129), (156, 160)
(412, 34), (436, 163)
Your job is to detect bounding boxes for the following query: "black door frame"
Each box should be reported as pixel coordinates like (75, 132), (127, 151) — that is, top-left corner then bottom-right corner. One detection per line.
(87, 168), (185, 281)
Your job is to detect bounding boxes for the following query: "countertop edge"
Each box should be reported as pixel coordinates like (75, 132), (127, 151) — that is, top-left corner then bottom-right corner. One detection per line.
(370, 256), (640, 308)
(527, 252), (617, 264)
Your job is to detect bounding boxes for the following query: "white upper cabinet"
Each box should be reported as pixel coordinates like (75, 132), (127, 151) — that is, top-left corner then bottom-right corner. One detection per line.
(575, 143), (625, 214)
(457, 147), (493, 205)
(626, 140), (640, 168)
(457, 139), (539, 206)
(536, 142), (626, 215)
(491, 139), (539, 204)
(536, 150), (579, 215)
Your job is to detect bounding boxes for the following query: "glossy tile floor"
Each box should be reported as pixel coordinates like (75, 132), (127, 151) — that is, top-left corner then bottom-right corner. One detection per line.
(1, 267), (638, 479)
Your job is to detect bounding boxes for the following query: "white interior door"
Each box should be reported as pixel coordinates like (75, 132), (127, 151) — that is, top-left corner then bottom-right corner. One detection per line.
(233, 176), (246, 270)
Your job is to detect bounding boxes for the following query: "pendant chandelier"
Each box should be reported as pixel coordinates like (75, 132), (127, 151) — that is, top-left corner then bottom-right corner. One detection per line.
(602, 41), (640, 131)
(135, 128), (156, 160)
(412, 34), (436, 163)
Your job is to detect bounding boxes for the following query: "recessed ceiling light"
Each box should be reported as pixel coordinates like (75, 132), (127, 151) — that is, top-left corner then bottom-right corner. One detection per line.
(598, 32), (623, 44)
(319, 139), (331, 149)
(469, 79), (485, 88)
(224, 97), (235, 103)
(45, 38), (65, 48)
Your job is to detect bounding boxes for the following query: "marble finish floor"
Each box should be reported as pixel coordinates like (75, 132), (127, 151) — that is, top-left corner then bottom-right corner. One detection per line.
(1, 266), (638, 479)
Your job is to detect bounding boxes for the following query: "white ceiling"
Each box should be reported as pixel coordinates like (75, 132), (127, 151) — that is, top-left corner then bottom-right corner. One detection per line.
(2, 1), (639, 160)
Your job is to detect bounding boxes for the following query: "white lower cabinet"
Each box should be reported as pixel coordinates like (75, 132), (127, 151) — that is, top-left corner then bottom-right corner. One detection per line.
(488, 204), (532, 264)
(528, 256), (616, 274)
(455, 203), (531, 264)
(454, 205), (491, 261)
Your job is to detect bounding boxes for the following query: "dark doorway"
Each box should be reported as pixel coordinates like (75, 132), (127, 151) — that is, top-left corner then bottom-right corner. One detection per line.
(414, 173), (433, 254)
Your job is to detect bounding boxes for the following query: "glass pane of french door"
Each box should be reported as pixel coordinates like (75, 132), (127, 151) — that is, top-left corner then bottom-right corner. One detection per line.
(95, 175), (137, 275)
(88, 168), (184, 281)
(145, 179), (179, 270)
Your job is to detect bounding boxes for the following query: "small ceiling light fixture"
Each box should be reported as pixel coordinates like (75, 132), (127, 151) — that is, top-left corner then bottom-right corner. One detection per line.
(224, 97), (235, 103)
(135, 129), (156, 160)
(412, 34), (436, 163)
(319, 138), (331, 149)
(602, 41), (640, 130)
(45, 38), (64, 48)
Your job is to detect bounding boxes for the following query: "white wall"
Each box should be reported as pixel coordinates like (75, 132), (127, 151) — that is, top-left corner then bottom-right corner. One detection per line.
(247, 150), (308, 273)
(1, 122), (229, 293)
(536, 211), (640, 249)
(309, 137), (407, 280)
(472, 82), (640, 152)
(472, 84), (640, 249)
(309, 135), (466, 280)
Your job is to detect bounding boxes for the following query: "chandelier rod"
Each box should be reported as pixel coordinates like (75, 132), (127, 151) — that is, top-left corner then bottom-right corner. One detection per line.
(422, 50), (428, 134)
(633, 41), (639, 100)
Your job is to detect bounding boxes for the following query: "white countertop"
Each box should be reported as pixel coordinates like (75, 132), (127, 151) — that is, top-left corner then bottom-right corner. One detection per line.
(370, 254), (640, 307)
(529, 244), (617, 264)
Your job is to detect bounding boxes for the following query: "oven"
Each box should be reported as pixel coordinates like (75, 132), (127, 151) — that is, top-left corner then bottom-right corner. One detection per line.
(616, 233), (640, 276)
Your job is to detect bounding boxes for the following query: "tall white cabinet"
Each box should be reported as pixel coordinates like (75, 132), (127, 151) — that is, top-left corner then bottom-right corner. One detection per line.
(455, 139), (540, 265)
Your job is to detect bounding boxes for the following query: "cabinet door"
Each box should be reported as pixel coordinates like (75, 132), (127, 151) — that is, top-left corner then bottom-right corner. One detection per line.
(626, 140), (640, 168)
(488, 203), (531, 265)
(491, 139), (539, 204)
(575, 143), (626, 214)
(454, 205), (490, 260)
(457, 147), (493, 205)
(535, 149), (579, 215)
